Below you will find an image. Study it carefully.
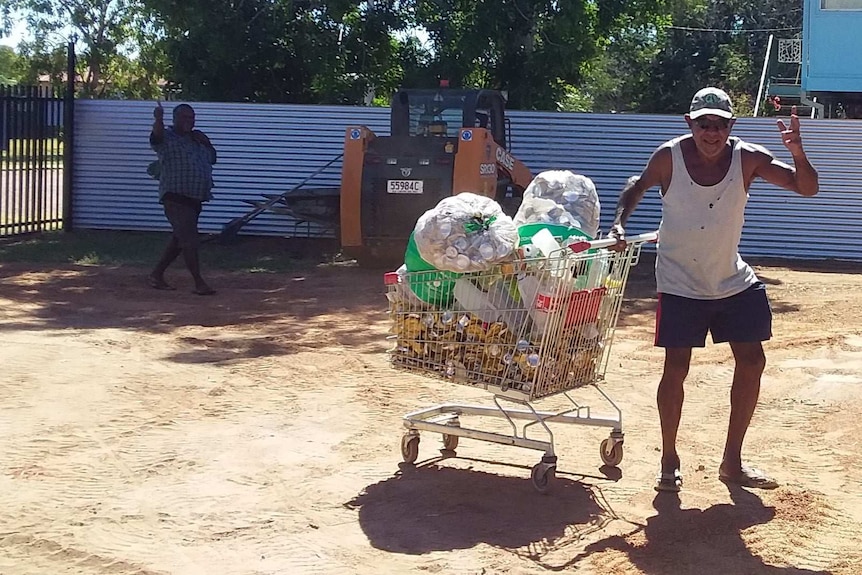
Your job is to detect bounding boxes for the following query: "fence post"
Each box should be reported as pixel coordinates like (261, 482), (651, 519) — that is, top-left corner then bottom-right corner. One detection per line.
(62, 39), (76, 231)
(1, 85), (8, 233)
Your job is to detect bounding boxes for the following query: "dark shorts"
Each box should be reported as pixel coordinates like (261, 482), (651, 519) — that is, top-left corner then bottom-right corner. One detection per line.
(162, 194), (202, 250)
(655, 283), (772, 348)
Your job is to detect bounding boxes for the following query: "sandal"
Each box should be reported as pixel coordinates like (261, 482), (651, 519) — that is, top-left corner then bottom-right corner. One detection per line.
(655, 469), (683, 492)
(147, 275), (175, 291)
(719, 465), (779, 489)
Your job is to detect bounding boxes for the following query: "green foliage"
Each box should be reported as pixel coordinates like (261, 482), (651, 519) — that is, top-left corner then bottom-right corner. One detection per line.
(0, 230), (332, 272)
(1, 0), (161, 98)
(1, 137), (63, 163)
(577, 17), (669, 113)
(410, 0), (667, 110)
(0, 44), (23, 83)
(642, 0), (802, 115)
(144, 0), (411, 104)
(557, 83), (593, 113)
(0, 0), (806, 117)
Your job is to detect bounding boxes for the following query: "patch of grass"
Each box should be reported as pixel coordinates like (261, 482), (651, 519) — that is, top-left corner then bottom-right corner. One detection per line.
(0, 230), (343, 273)
(1, 138), (63, 165)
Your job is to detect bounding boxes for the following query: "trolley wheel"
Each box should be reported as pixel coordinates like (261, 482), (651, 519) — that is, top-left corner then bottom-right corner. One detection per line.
(401, 434), (420, 464)
(600, 438), (624, 467)
(530, 463), (555, 494)
(442, 419), (460, 452)
(442, 433), (459, 451)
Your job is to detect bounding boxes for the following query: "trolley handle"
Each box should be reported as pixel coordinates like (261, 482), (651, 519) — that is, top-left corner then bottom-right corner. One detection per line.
(568, 231), (659, 254)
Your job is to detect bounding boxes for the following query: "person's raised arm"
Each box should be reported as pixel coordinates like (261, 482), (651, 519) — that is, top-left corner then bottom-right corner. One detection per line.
(150, 101), (165, 146)
(752, 105), (818, 197)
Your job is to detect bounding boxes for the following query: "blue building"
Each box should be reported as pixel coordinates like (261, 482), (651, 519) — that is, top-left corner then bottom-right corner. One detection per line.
(803, 0), (862, 117)
(766, 0), (862, 118)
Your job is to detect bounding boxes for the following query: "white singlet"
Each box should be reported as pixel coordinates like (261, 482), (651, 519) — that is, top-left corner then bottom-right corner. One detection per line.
(656, 136), (758, 299)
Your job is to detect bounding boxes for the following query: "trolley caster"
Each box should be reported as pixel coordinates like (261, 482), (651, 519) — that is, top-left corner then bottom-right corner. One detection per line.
(531, 456), (557, 494)
(600, 437), (624, 467)
(442, 419), (460, 452)
(401, 433), (420, 464)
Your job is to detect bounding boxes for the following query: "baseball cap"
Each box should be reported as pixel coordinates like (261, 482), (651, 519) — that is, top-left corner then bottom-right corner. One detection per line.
(689, 87), (734, 119)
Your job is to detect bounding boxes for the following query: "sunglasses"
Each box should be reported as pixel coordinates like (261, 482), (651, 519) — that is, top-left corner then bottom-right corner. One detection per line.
(693, 118), (731, 130)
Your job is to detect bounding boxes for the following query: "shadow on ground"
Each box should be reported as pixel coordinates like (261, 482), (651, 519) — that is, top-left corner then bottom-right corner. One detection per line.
(0, 261), (391, 356)
(349, 460), (839, 574)
(2, 235), (851, 363)
(346, 461), (618, 555)
(573, 485), (833, 575)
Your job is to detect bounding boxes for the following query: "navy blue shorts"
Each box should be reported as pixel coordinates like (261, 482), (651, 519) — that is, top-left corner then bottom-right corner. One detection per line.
(655, 283), (772, 348)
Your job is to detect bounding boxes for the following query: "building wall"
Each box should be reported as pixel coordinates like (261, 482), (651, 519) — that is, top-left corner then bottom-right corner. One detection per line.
(74, 100), (862, 261)
(803, 0), (862, 92)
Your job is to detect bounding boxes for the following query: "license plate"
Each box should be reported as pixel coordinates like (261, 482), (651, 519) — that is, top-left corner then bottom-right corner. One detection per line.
(387, 180), (424, 194)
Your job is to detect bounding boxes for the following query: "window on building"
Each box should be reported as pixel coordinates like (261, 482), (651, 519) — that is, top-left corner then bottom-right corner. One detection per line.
(821, 0), (862, 9)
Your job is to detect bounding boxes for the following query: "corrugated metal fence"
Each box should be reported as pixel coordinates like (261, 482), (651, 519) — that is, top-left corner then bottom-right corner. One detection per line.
(73, 100), (862, 261)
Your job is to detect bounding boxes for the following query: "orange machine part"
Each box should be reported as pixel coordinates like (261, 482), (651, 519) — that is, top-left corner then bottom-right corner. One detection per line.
(452, 128), (498, 197)
(340, 126), (375, 247)
(453, 127), (533, 197)
(494, 140), (533, 191)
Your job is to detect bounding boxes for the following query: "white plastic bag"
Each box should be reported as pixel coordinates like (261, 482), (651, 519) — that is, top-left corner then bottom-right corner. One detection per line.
(413, 192), (519, 273)
(453, 277), (528, 329)
(514, 170), (601, 238)
(516, 274), (572, 339)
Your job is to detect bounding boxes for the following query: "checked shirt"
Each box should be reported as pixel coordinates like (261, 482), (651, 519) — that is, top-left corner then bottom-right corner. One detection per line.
(151, 128), (217, 202)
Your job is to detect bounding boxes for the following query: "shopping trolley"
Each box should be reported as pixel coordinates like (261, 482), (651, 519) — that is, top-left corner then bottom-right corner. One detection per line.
(384, 232), (657, 492)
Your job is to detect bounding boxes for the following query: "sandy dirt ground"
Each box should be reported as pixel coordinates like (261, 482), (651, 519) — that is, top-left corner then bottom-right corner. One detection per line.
(1, 254), (861, 575)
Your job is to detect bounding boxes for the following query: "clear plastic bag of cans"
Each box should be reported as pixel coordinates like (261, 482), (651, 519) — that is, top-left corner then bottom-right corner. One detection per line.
(412, 192), (519, 273)
(513, 170), (601, 238)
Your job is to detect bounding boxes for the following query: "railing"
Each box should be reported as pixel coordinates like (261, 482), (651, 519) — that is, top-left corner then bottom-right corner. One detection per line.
(1, 85), (66, 236)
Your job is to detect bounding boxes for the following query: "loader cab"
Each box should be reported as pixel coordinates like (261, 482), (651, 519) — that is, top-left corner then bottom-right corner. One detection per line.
(342, 87), (520, 266)
(390, 88), (508, 148)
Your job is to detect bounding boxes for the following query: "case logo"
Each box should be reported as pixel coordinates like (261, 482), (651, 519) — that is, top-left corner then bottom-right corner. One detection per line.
(495, 147), (515, 170)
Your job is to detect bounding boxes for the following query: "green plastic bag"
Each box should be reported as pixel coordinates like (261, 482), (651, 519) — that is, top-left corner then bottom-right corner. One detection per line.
(516, 223), (591, 247)
(403, 233), (460, 307)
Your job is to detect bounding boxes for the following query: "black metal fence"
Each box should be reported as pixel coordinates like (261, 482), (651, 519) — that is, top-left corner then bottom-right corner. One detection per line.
(0, 84), (67, 236)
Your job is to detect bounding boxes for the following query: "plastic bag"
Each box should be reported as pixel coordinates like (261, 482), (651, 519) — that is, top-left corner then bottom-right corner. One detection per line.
(147, 160), (161, 180)
(513, 170), (601, 238)
(453, 276), (528, 329)
(413, 192), (519, 273)
(515, 196), (582, 228)
(402, 235), (459, 306)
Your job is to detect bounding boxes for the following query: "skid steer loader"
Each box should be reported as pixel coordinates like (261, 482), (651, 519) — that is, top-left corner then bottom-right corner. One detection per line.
(339, 87), (533, 265)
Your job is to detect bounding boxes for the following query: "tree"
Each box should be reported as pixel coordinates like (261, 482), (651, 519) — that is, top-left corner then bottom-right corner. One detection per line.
(143, 0), (412, 104)
(14, 42), (66, 87)
(573, 17), (670, 113)
(0, 0), (156, 97)
(642, 0), (802, 115)
(408, 0), (667, 110)
(0, 44), (23, 83)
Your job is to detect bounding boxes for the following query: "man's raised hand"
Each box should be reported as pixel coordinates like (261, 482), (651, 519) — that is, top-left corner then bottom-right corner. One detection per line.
(776, 105), (804, 156)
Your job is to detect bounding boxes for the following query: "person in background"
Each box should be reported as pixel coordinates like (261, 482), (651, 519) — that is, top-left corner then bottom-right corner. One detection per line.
(609, 87), (819, 492)
(148, 102), (217, 295)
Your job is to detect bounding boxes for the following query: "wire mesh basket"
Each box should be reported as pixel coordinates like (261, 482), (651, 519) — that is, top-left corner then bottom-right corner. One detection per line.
(384, 238), (648, 402)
